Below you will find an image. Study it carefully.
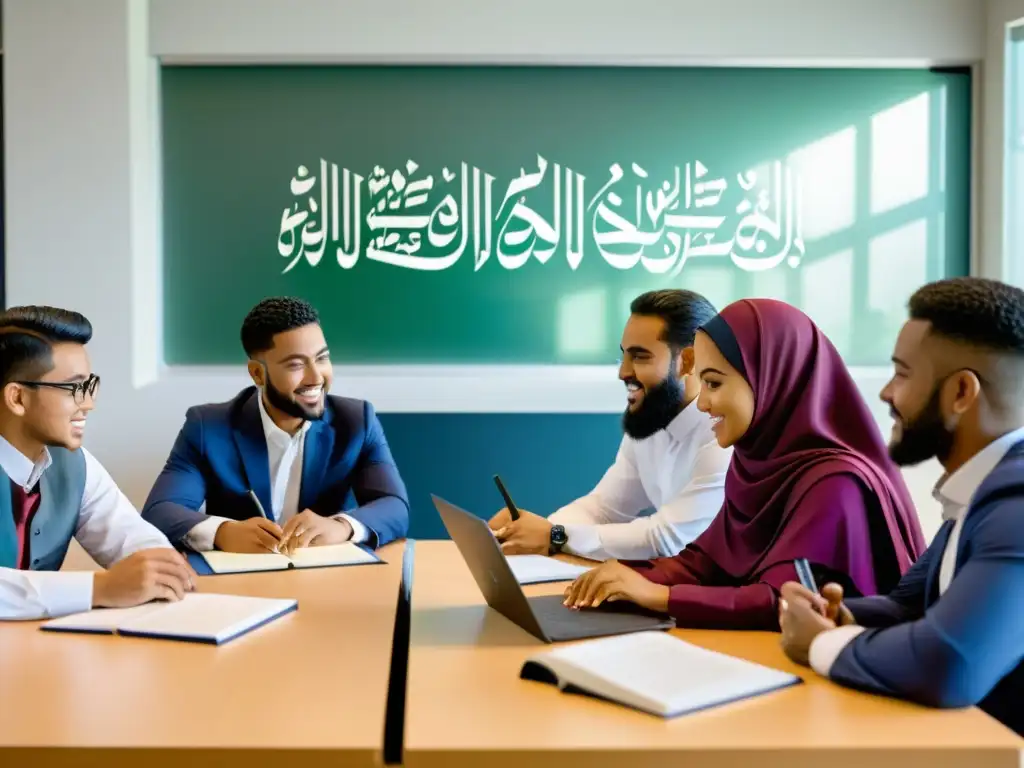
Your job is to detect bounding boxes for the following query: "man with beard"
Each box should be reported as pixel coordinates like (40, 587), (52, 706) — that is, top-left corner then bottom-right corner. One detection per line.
(142, 297), (409, 554)
(779, 276), (1024, 736)
(489, 289), (731, 561)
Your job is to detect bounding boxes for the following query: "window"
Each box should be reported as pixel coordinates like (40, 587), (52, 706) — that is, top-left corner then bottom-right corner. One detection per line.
(1008, 26), (1024, 288)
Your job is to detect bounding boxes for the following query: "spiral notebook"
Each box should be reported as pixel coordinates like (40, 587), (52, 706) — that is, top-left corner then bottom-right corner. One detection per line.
(520, 630), (801, 717)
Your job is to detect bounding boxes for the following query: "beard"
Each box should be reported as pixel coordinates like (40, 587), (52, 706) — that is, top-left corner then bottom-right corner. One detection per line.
(888, 384), (955, 466)
(263, 374), (325, 422)
(622, 374), (685, 440)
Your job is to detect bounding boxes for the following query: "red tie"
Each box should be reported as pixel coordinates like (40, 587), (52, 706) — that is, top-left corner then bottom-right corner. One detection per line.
(10, 484), (41, 570)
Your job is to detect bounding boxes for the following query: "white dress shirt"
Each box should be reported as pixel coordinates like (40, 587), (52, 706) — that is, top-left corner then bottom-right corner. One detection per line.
(184, 391), (369, 551)
(547, 401), (731, 561)
(0, 435), (172, 621)
(809, 425), (1024, 676)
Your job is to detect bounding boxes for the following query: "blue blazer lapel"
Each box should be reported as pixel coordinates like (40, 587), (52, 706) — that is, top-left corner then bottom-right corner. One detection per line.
(232, 393), (273, 519)
(300, 410), (335, 512)
(0, 469), (14, 569)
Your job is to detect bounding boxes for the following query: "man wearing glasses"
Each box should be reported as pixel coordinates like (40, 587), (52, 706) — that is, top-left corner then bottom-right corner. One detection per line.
(0, 306), (194, 620)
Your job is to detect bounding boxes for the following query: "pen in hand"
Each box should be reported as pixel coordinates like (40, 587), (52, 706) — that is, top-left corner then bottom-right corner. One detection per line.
(248, 490), (282, 553)
(493, 474), (520, 522)
(794, 557), (827, 616)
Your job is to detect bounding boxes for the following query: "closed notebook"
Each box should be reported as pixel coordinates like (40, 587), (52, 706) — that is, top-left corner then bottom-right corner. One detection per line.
(190, 542), (381, 575)
(520, 630), (801, 718)
(505, 554), (590, 585)
(40, 592), (297, 645)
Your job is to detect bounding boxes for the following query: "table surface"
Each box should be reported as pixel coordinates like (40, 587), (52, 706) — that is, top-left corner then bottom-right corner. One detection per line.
(403, 540), (1024, 768)
(0, 541), (405, 768)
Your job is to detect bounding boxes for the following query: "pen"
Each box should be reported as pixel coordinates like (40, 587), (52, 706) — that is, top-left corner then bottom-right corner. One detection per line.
(492, 474), (520, 521)
(248, 489), (271, 520)
(248, 490), (282, 553)
(794, 558), (818, 593)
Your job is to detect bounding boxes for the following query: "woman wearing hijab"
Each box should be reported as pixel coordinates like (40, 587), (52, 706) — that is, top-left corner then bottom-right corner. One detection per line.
(563, 298), (926, 630)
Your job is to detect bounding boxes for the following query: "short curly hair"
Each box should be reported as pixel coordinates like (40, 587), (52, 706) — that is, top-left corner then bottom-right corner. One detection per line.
(240, 297), (320, 357)
(908, 277), (1024, 354)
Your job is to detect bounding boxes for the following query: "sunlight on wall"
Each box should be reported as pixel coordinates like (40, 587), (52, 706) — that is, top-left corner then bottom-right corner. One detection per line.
(682, 266), (735, 315)
(870, 92), (930, 215)
(1009, 35), (1024, 288)
(556, 288), (607, 357)
(868, 219), (928, 320)
(786, 127), (857, 241)
(802, 249), (854, 356)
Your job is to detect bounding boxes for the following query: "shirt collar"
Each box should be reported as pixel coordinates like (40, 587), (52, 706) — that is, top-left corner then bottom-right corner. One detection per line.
(0, 434), (51, 491)
(665, 398), (711, 443)
(256, 390), (310, 447)
(934, 425), (1024, 517)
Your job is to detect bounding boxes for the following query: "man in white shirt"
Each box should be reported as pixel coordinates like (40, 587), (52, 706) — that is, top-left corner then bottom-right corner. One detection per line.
(142, 297), (409, 554)
(489, 289), (732, 561)
(0, 306), (194, 620)
(779, 277), (1024, 736)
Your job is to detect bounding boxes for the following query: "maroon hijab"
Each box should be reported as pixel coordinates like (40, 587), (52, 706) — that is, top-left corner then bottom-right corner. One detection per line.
(695, 299), (925, 590)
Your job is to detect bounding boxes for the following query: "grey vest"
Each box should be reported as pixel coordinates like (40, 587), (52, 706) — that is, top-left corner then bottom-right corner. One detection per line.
(0, 447), (87, 570)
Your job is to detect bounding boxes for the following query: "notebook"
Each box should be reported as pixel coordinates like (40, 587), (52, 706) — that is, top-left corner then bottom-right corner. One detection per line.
(520, 630), (801, 717)
(505, 554), (590, 585)
(189, 542), (382, 575)
(40, 592), (297, 645)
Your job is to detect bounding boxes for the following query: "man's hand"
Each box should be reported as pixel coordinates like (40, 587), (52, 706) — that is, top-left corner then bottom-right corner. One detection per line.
(92, 548), (197, 608)
(778, 581), (850, 666)
(214, 518), (284, 553)
(821, 582), (856, 626)
(562, 560), (670, 613)
(491, 509), (553, 555)
(279, 509), (353, 555)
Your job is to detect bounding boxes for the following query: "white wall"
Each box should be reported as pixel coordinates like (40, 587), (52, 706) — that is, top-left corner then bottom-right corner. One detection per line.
(981, 0), (1024, 280)
(3, 0), (1003, 545)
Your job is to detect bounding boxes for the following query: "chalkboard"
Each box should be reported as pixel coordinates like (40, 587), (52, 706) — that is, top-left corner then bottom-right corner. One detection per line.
(161, 65), (970, 365)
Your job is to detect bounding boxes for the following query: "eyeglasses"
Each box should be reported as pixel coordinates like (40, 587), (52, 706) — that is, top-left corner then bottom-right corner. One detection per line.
(16, 373), (101, 404)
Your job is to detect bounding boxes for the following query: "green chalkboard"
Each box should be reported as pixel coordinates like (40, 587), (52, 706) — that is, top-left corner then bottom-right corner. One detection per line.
(161, 65), (970, 365)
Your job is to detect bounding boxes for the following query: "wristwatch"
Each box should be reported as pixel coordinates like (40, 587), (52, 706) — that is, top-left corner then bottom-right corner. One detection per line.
(549, 524), (568, 555)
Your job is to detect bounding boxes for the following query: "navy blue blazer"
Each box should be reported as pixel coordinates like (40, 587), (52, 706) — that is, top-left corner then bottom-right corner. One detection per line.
(830, 440), (1024, 736)
(141, 387), (409, 548)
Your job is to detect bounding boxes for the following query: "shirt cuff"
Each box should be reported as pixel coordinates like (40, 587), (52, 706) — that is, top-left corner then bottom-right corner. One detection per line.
(182, 516), (233, 552)
(334, 513), (370, 545)
(36, 570), (94, 617)
(560, 523), (604, 560)
(809, 625), (867, 677)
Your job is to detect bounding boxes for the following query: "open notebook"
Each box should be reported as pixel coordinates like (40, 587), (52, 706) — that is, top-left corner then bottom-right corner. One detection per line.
(505, 555), (590, 585)
(40, 592), (297, 645)
(189, 542), (382, 575)
(520, 630), (801, 718)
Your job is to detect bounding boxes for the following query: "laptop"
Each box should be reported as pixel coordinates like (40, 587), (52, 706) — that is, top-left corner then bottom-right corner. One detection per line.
(431, 494), (675, 643)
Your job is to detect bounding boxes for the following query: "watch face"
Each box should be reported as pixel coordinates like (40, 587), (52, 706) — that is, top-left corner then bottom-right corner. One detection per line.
(551, 525), (568, 545)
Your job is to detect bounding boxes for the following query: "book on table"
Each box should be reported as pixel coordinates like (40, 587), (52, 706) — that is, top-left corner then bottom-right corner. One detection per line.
(40, 592), (298, 645)
(520, 630), (802, 717)
(189, 542), (382, 575)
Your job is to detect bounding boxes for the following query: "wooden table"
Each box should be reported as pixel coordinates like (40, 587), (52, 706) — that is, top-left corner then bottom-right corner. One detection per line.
(0, 541), (406, 768)
(403, 540), (1024, 768)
